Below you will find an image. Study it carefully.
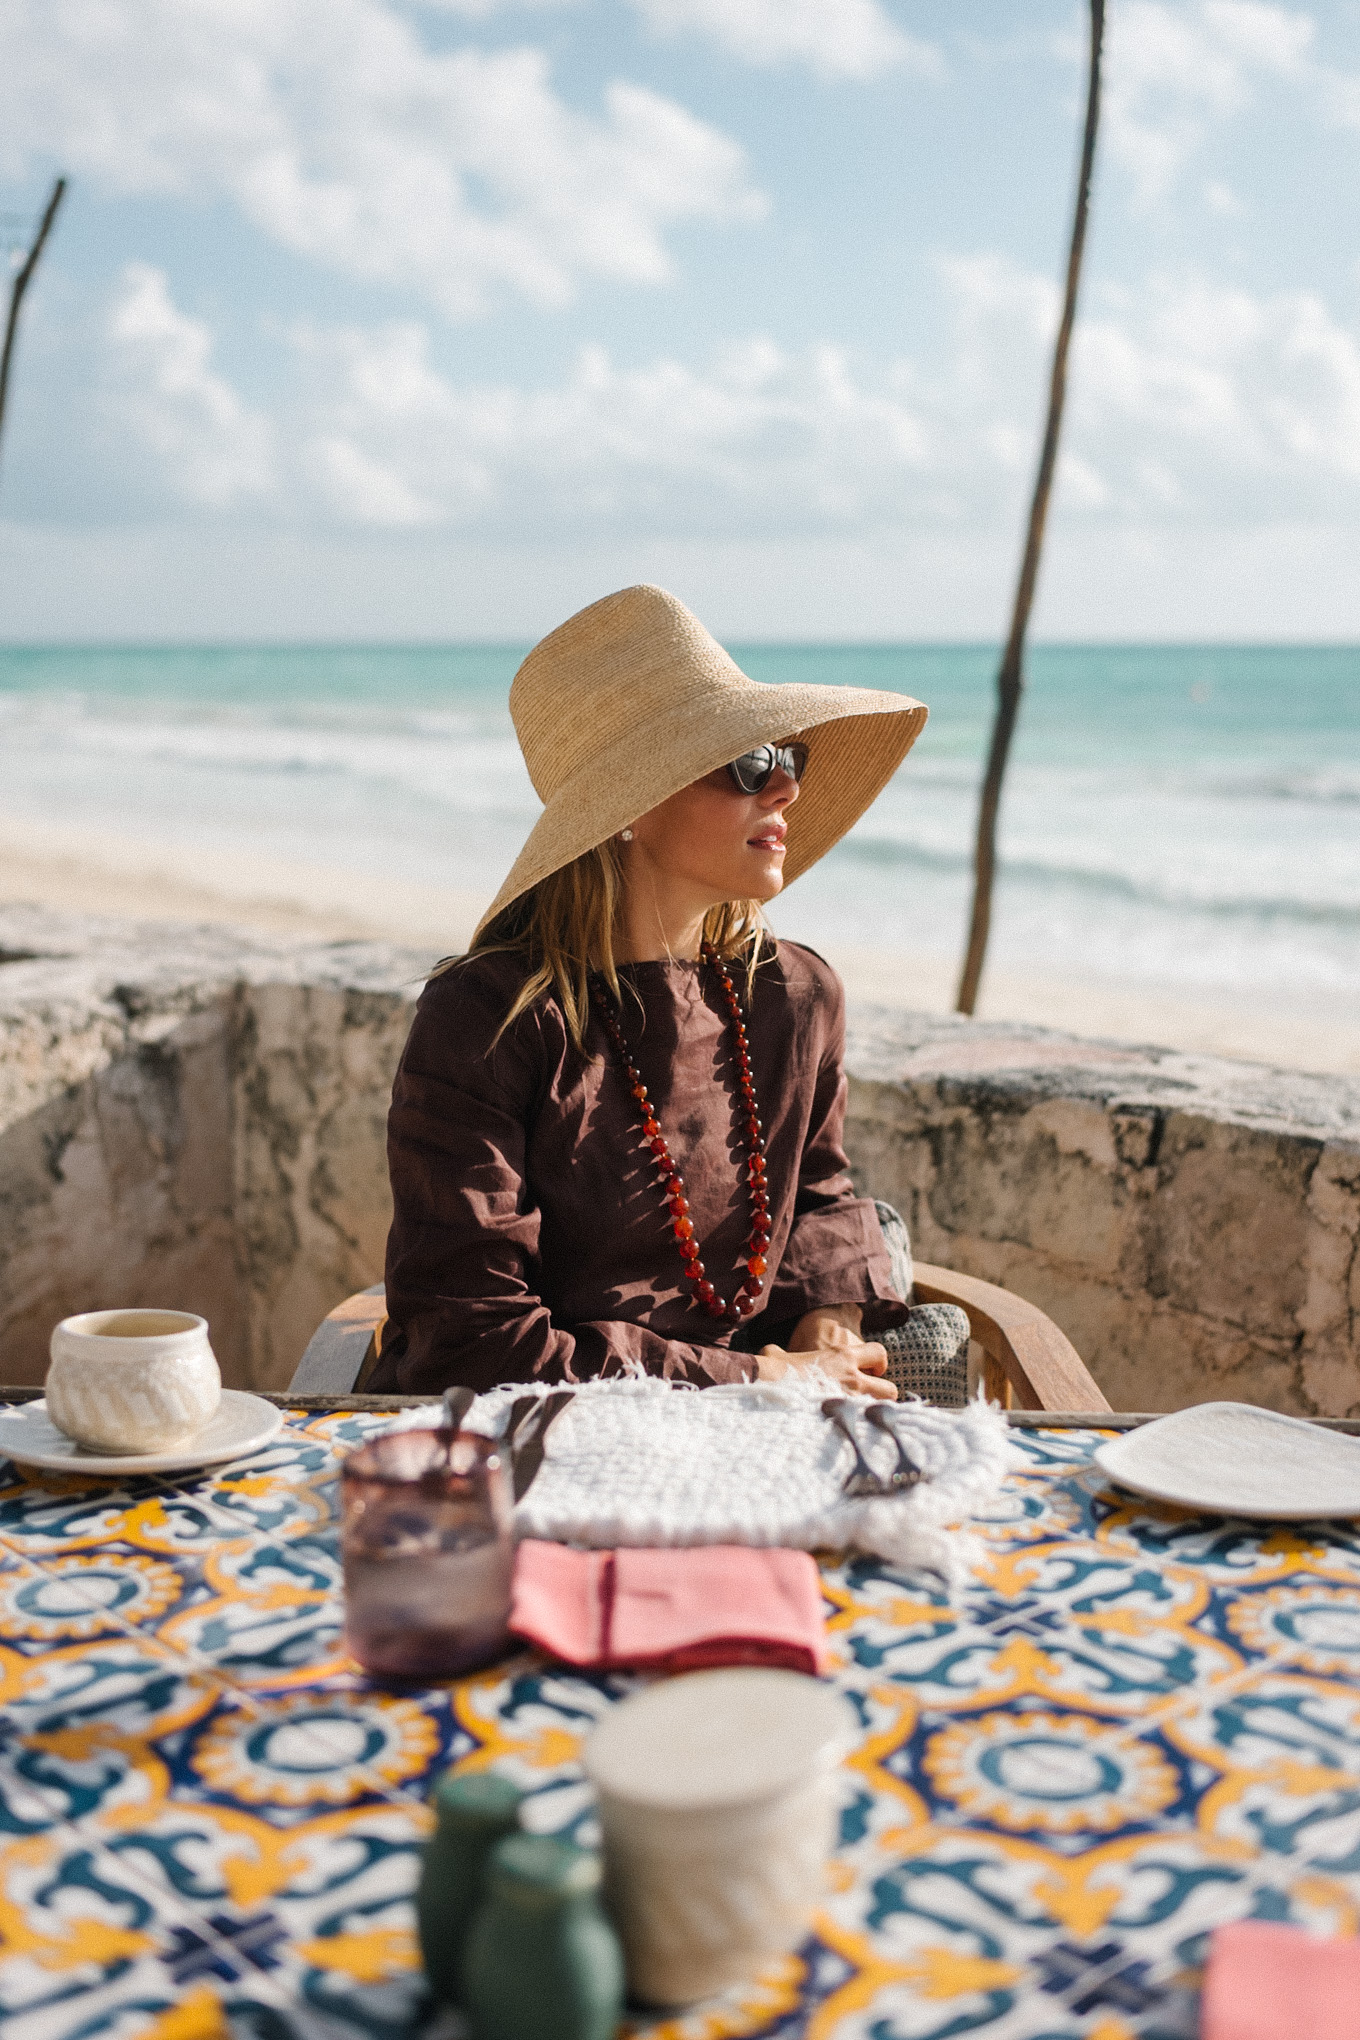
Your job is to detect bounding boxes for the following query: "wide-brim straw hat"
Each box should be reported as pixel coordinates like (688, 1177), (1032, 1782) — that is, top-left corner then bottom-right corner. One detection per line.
(474, 584), (928, 942)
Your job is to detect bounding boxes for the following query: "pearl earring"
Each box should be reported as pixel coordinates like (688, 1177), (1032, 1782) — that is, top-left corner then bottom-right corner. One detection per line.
(620, 827), (633, 841)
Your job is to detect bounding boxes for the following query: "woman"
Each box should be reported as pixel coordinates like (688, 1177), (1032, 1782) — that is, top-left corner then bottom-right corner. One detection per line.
(370, 585), (928, 1401)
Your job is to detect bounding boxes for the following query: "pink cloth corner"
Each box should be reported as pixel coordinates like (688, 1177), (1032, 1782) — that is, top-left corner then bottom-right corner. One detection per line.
(509, 1542), (829, 1676)
(507, 1541), (613, 1667)
(1202, 1921), (1360, 2040)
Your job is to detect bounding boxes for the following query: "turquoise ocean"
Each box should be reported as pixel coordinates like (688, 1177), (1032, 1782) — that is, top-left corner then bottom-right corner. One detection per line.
(1, 643), (1357, 1013)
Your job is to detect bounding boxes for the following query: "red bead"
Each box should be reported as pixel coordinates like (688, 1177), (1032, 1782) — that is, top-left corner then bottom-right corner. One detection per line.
(745, 1275), (764, 1296)
(674, 1216), (694, 1239)
(649, 1136), (669, 1159)
(631, 1082), (648, 1102)
(669, 1195), (689, 1217)
(696, 1280), (716, 1306)
(688, 1260), (705, 1280)
(678, 1237), (699, 1262)
(746, 1116), (760, 1140)
(642, 1116), (660, 1139)
(666, 1173), (683, 1194)
(747, 1254), (767, 1278)
(733, 1294), (756, 1317)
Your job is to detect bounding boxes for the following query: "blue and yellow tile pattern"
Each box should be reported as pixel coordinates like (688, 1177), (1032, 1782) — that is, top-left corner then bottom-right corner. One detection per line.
(1, 1411), (1358, 2036)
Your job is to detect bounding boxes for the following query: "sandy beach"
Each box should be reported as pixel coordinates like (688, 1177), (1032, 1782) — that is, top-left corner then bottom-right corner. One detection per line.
(4, 817), (1354, 1077)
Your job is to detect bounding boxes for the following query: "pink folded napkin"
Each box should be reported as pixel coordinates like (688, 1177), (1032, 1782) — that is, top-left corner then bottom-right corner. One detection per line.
(509, 1541), (829, 1676)
(1202, 1921), (1360, 2040)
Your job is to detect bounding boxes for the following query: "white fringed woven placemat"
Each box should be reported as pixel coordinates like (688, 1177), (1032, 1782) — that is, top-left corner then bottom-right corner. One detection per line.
(391, 1377), (1020, 1578)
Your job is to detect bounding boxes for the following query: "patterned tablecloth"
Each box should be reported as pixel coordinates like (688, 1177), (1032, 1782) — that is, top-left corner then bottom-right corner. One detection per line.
(1, 1407), (1359, 2040)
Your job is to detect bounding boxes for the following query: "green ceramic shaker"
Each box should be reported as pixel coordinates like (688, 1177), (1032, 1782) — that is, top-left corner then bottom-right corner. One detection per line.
(416, 1769), (524, 2006)
(462, 1833), (625, 2040)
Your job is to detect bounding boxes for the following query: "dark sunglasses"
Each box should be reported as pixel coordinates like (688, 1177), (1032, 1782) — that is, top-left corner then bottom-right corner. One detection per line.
(725, 742), (809, 794)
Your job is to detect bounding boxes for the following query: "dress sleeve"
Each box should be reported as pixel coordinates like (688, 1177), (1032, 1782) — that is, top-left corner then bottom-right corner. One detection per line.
(372, 974), (755, 1397)
(759, 966), (910, 1337)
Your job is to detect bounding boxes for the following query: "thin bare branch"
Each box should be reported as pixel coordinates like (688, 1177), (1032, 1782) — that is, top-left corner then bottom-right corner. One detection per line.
(956, 5), (1104, 1015)
(0, 176), (67, 476)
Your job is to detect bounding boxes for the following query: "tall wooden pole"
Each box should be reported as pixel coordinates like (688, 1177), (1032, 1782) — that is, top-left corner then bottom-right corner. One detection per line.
(0, 176), (67, 478)
(956, 4), (1104, 1015)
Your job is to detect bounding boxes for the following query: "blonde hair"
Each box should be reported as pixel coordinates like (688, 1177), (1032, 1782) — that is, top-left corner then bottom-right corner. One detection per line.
(447, 840), (767, 1051)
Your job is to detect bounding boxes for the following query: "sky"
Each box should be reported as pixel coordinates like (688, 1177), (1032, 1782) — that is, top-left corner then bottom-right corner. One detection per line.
(1, 0), (1359, 643)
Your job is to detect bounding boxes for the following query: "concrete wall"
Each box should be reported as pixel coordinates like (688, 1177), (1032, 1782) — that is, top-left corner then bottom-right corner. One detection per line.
(0, 908), (422, 1391)
(844, 1011), (1360, 1415)
(1, 907), (1356, 1411)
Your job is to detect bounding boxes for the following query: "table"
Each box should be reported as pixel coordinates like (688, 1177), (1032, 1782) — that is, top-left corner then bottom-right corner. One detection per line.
(1, 1408), (1359, 2040)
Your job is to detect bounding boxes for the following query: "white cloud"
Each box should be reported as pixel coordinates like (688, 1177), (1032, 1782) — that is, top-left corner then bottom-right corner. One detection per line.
(105, 264), (275, 507)
(406, 0), (575, 13)
(0, 0), (764, 319)
(954, 255), (1360, 514)
(49, 244), (1360, 545)
(282, 318), (936, 534)
(266, 257), (1360, 539)
(1102, 1), (1357, 208)
(306, 436), (443, 526)
(628, 0), (940, 82)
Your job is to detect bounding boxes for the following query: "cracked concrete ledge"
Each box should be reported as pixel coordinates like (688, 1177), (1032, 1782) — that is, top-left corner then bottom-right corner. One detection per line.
(0, 906), (434, 1393)
(1, 905), (1356, 1411)
(845, 1004), (1360, 1416)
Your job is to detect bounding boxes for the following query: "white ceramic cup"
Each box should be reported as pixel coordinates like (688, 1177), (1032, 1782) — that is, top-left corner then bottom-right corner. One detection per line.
(46, 1309), (222, 1455)
(584, 1666), (854, 2007)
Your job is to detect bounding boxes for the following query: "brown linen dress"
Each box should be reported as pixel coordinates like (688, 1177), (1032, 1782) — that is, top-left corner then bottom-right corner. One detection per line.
(370, 940), (908, 1395)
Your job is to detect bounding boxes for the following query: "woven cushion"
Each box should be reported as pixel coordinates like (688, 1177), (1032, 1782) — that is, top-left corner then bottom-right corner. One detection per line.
(881, 1304), (971, 1408)
(873, 1200), (969, 1407)
(874, 1199), (913, 1300)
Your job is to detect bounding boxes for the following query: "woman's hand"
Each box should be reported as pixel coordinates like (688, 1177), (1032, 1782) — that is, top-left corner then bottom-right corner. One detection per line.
(754, 1303), (896, 1400)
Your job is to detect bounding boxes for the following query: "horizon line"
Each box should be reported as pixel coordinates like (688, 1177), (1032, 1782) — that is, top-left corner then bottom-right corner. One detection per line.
(2, 638), (1358, 655)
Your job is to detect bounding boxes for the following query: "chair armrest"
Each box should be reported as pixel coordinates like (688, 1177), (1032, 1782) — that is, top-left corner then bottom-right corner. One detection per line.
(911, 1262), (1109, 1413)
(289, 1284), (388, 1395)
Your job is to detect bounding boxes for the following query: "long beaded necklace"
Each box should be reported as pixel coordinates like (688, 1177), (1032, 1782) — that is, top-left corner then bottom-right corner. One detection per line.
(589, 940), (771, 1322)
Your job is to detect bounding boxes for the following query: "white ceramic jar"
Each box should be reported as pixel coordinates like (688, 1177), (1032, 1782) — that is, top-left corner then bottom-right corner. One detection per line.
(47, 1309), (221, 1454)
(584, 1666), (854, 2007)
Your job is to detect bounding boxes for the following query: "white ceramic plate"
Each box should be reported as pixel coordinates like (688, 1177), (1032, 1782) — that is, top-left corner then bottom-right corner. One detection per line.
(0, 1391), (284, 1477)
(1093, 1401), (1360, 1520)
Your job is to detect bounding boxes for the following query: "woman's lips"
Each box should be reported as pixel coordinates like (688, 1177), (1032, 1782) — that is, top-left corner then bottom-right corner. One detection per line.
(748, 832), (786, 851)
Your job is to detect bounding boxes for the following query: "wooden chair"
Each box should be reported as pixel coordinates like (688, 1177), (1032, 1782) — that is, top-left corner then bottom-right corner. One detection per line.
(289, 1265), (1109, 1413)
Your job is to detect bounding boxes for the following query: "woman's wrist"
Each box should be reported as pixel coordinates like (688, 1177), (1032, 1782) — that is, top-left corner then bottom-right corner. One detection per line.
(788, 1303), (864, 1352)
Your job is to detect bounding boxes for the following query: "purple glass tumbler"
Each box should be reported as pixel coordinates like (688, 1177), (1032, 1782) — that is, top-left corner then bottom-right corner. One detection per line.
(341, 1426), (514, 1681)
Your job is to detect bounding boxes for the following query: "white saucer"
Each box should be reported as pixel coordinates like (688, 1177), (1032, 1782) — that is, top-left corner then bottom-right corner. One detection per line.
(0, 1391), (284, 1477)
(1093, 1401), (1360, 1520)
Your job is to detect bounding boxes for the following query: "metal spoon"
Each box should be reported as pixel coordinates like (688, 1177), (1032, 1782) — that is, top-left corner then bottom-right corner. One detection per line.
(441, 1385), (475, 1465)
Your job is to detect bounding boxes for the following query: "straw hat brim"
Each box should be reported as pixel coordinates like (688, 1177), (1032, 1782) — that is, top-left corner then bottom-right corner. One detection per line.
(472, 677), (927, 944)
